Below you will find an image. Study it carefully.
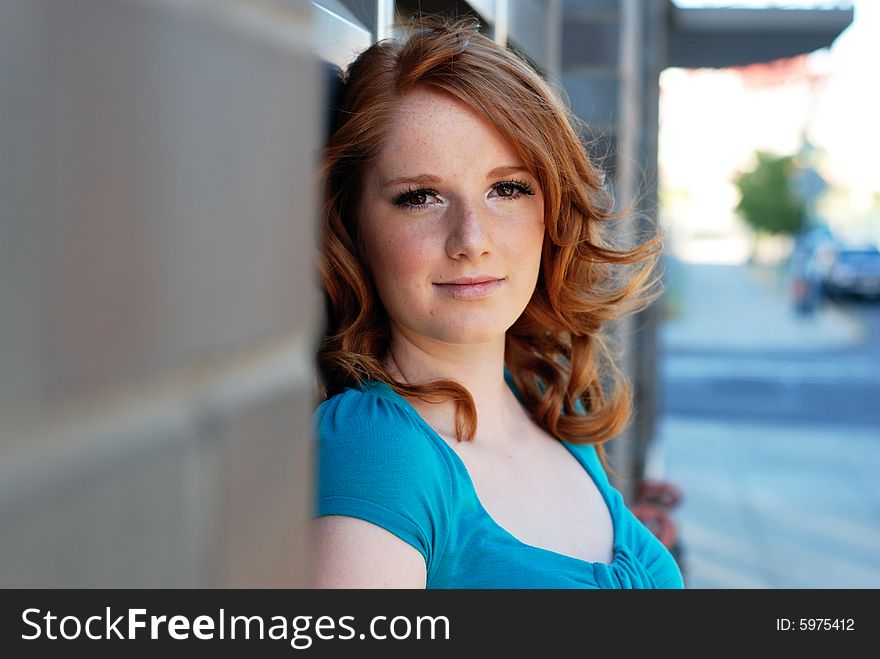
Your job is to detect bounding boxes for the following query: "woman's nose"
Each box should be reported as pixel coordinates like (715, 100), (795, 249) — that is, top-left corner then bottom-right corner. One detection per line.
(445, 201), (491, 260)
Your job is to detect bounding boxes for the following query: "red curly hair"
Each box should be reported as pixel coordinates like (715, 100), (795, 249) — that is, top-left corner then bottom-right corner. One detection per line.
(318, 18), (662, 470)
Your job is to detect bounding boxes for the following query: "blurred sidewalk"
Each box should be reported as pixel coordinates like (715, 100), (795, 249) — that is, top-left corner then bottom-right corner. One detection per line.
(654, 416), (880, 588)
(659, 261), (865, 353)
(650, 261), (880, 588)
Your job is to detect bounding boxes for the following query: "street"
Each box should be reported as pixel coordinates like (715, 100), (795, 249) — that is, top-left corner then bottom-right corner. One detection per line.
(662, 302), (880, 426)
(652, 262), (880, 588)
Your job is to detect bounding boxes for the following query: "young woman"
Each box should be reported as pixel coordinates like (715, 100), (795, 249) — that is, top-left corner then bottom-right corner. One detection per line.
(312, 18), (683, 589)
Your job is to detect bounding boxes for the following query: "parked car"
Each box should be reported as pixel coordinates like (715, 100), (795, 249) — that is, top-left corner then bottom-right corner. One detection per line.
(821, 246), (880, 299)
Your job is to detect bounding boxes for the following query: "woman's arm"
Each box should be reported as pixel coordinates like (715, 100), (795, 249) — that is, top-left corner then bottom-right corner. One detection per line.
(310, 515), (428, 588)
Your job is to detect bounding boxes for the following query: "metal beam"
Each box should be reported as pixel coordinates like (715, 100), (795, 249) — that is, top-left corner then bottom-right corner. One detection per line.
(668, 6), (854, 68)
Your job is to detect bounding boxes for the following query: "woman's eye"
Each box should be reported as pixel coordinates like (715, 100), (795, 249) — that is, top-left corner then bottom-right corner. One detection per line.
(393, 189), (439, 209)
(491, 180), (535, 199)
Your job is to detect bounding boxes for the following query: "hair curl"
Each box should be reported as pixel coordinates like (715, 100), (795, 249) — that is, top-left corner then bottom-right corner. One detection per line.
(318, 17), (662, 470)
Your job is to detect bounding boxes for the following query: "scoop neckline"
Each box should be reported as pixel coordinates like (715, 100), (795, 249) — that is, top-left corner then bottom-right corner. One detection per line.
(359, 379), (622, 569)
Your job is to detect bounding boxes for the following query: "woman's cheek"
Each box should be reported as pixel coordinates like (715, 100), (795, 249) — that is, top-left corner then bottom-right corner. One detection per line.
(389, 231), (435, 274)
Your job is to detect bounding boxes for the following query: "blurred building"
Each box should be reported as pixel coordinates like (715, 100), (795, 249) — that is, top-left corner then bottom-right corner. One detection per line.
(0, 0), (851, 585)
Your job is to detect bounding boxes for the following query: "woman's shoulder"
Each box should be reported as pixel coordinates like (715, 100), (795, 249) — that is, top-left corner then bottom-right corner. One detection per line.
(315, 380), (419, 437)
(314, 381), (453, 481)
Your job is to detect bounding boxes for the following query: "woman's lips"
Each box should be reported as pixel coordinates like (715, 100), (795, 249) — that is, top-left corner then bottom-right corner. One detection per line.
(433, 278), (505, 301)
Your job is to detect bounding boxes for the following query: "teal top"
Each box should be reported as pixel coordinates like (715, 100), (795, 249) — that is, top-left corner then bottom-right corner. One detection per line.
(313, 376), (685, 589)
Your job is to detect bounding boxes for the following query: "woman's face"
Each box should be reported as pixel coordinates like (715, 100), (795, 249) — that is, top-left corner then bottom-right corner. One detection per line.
(357, 87), (545, 348)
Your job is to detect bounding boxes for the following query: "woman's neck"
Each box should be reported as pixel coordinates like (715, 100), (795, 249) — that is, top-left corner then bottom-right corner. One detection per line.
(385, 327), (524, 445)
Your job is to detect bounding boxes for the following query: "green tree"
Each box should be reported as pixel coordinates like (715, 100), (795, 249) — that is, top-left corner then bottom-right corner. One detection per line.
(734, 151), (805, 236)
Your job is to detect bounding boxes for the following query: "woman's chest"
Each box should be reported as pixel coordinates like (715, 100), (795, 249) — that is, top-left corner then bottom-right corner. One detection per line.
(449, 434), (615, 565)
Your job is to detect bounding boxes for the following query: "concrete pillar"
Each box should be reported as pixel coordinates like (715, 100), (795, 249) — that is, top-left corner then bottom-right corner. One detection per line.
(0, 0), (319, 586)
(561, 0), (665, 501)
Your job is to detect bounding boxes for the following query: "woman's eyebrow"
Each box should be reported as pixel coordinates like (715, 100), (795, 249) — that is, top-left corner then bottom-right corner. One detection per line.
(380, 174), (443, 189)
(380, 165), (529, 189)
(486, 165), (529, 178)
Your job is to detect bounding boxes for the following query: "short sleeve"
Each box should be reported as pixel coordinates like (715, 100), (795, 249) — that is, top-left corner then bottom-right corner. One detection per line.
(313, 386), (452, 575)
